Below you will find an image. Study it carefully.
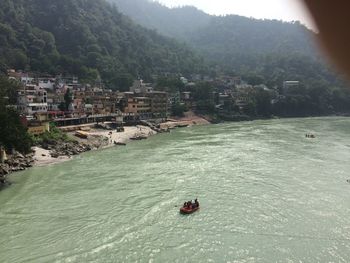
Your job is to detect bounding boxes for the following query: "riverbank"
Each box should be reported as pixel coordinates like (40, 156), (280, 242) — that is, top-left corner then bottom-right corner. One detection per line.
(160, 112), (211, 129)
(32, 125), (157, 167)
(0, 115), (210, 187)
(32, 114), (210, 167)
(0, 151), (35, 188)
(0, 126), (155, 187)
(0, 113), (346, 185)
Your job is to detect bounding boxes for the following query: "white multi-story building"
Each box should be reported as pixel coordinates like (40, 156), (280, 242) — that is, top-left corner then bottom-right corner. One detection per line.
(20, 76), (34, 85)
(17, 102), (48, 116)
(26, 103), (48, 115)
(17, 84), (48, 116)
(38, 78), (55, 90)
(130, 80), (153, 94)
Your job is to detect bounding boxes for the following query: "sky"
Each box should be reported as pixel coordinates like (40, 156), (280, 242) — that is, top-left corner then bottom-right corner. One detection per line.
(154, 0), (316, 30)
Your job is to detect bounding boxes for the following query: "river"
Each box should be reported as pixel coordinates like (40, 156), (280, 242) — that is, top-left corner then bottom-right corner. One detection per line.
(1, 117), (350, 262)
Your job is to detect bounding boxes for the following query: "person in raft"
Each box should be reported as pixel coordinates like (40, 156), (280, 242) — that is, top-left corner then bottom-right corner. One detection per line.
(183, 199), (199, 209)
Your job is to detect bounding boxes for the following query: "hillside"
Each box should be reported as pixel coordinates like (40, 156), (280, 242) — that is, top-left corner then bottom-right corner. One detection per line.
(112, 0), (315, 56)
(190, 16), (315, 63)
(0, 0), (206, 90)
(113, 0), (344, 89)
(111, 0), (210, 39)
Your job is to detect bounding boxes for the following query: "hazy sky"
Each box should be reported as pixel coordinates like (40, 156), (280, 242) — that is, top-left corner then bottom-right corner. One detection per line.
(154, 0), (316, 30)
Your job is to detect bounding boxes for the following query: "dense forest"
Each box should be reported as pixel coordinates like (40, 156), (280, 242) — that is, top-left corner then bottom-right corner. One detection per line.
(0, 0), (206, 90)
(113, 0), (315, 56)
(113, 0), (346, 90)
(111, 0), (211, 40)
(113, 0), (314, 55)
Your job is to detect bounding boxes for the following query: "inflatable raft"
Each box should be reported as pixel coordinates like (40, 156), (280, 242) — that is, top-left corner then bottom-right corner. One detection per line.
(180, 206), (199, 214)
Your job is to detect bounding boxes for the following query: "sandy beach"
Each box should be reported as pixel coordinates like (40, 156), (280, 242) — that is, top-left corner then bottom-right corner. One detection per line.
(33, 147), (71, 167)
(159, 113), (211, 129)
(33, 125), (157, 167)
(88, 125), (156, 145)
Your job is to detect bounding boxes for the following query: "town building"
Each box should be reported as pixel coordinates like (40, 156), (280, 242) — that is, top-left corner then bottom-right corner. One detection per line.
(8, 70), (172, 124)
(130, 79), (153, 94)
(23, 113), (51, 135)
(146, 91), (168, 118)
(124, 95), (152, 119)
(17, 84), (49, 116)
(38, 78), (55, 90)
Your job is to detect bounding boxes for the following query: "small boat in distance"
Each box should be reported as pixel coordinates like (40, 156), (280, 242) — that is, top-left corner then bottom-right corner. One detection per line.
(305, 134), (316, 138)
(130, 135), (147, 140)
(180, 199), (200, 214)
(114, 141), (126, 146)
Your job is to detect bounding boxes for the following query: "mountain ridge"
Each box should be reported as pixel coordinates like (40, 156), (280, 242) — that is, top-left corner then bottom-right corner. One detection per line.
(0, 0), (206, 89)
(112, 0), (344, 89)
(112, 0), (317, 56)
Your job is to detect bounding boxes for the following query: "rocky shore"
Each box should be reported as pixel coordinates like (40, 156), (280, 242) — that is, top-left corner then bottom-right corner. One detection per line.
(0, 132), (110, 186)
(0, 151), (35, 186)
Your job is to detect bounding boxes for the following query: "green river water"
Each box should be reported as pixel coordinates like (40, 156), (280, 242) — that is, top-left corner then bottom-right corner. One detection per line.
(1, 117), (350, 263)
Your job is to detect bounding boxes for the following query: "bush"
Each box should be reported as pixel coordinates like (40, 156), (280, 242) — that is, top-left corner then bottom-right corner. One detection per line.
(171, 103), (186, 117)
(32, 124), (74, 146)
(0, 107), (32, 154)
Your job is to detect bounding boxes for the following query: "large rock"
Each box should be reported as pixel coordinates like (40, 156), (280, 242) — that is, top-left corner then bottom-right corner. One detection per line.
(51, 152), (59, 158)
(24, 161), (33, 168)
(0, 176), (5, 185)
(41, 143), (47, 149)
(14, 152), (25, 159)
(11, 160), (20, 167)
(85, 145), (92, 151)
(0, 165), (9, 175)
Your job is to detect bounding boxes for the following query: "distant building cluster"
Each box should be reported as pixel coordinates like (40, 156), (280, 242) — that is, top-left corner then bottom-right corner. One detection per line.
(6, 69), (298, 134)
(7, 70), (167, 134)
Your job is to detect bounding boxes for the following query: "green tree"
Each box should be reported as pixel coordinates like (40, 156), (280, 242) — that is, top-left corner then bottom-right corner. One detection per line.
(192, 82), (214, 101)
(255, 89), (272, 117)
(0, 107), (32, 154)
(58, 102), (66, 112)
(243, 100), (257, 116)
(0, 76), (32, 153)
(156, 77), (185, 93)
(64, 89), (73, 111)
(0, 75), (20, 104)
(171, 103), (186, 117)
(110, 73), (134, 91)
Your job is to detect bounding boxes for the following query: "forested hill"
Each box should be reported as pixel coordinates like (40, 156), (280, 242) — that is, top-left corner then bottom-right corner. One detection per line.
(112, 0), (315, 57)
(112, 0), (345, 89)
(0, 0), (206, 90)
(111, 0), (211, 39)
(189, 16), (315, 63)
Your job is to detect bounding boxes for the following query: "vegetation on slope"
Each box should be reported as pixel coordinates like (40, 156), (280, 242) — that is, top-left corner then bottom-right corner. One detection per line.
(113, 0), (347, 90)
(0, 0), (206, 90)
(111, 0), (211, 39)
